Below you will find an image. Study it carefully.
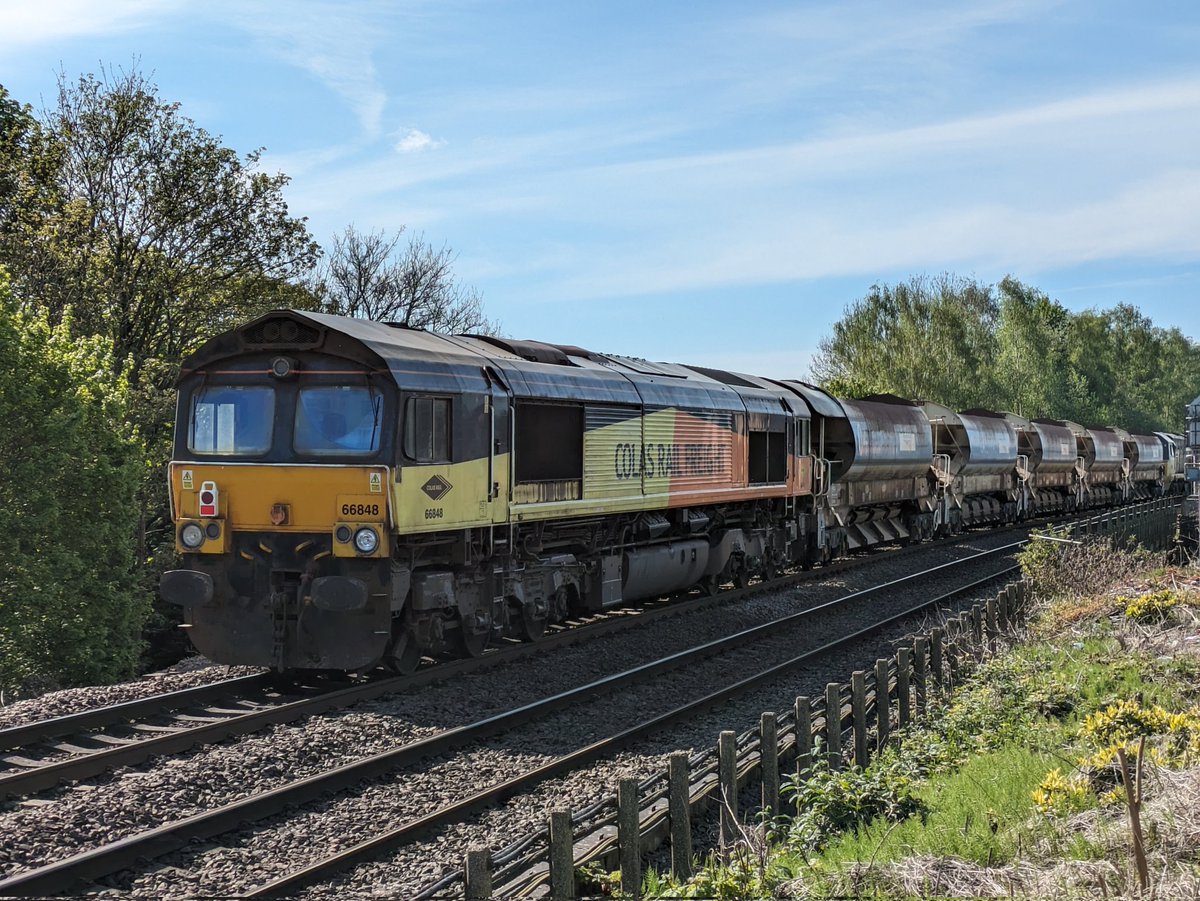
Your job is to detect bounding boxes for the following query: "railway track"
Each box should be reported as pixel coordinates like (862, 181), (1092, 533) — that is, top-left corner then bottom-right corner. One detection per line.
(0, 520), (1036, 803)
(0, 538), (1024, 897)
(256, 554), (1022, 900)
(0, 673), (323, 800)
(2, 501), (1170, 897)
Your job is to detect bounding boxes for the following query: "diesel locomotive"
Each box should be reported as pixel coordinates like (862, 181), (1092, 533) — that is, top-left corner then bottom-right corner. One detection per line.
(160, 310), (1183, 673)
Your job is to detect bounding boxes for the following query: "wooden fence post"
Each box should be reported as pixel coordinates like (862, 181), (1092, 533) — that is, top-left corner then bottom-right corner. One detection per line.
(875, 658), (890, 751)
(896, 648), (911, 727)
(986, 597), (998, 654)
(668, 752), (692, 880)
(825, 683), (843, 769)
(947, 641), (959, 687)
(464, 847), (492, 900)
(795, 696), (812, 784)
(549, 810), (575, 901)
(958, 611), (972, 651)
(971, 606), (983, 658)
(719, 730), (738, 856)
(913, 636), (928, 715)
(930, 628), (944, 690)
(761, 712), (779, 817)
(618, 778), (640, 898)
(851, 671), (868, 768)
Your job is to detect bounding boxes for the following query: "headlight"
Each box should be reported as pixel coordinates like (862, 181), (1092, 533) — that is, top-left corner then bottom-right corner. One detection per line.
(335, 525), (352, 543)
(354, 527), (379, 554)
(180, 522), (205, 549)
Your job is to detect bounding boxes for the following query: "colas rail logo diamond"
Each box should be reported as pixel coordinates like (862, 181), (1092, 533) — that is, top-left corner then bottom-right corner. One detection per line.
(421, 474), (453, 501)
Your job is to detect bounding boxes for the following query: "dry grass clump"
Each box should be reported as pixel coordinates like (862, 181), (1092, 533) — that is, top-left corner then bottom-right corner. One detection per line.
(1021, 530), (1158, 612)
(835, 855), (1122, 899)
(1118, 602), (1200, 662)
(808, 765), (1200, 900)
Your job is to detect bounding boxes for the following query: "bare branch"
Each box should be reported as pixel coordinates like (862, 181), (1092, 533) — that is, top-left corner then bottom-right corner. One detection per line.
(317, 225), (499, 335)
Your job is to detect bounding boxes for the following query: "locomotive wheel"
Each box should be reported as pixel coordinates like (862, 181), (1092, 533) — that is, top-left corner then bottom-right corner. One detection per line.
(387, 631), (422, 675)
(454, 623), (490, 658)
(515, 603), (546, 642)
(732, 563), (750, 590)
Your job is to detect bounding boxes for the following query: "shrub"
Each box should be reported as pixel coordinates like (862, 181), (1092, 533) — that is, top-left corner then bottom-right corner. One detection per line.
(1019, 528), (1155, 605)
(1121, 589), (1179, 622)
(1081, 700), (1200, 767)
(0, 270), (148, 697)
(784, 751), (927, 852)
(1031, 767), (1090, 816)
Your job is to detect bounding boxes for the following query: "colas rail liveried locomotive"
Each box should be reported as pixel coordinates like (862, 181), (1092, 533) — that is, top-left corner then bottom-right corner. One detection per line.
(160, 310), (1183, 673)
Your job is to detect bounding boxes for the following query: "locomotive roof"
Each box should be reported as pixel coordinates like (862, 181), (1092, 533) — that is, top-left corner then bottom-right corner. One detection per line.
(777, 380), (844, 418)
(181, 309), (810, 417)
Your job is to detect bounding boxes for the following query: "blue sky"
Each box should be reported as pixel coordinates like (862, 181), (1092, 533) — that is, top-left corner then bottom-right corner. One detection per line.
(3, 0), (1199, 377)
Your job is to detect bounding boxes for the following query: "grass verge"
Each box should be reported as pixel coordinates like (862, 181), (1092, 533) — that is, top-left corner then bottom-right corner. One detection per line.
(628, 551), (1200, 899)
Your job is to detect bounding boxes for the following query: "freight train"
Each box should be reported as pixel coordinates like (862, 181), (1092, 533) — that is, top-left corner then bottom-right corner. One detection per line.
(160, 310), (1184, 673)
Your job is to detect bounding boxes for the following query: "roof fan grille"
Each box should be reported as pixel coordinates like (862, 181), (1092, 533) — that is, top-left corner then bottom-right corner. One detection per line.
(243, 318), (320, 347)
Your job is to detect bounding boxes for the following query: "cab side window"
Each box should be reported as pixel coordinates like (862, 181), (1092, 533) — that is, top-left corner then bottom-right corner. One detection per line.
(404, 397), (450, 462)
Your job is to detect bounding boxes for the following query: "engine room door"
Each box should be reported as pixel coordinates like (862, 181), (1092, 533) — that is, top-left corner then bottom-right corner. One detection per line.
(486, 367), (512, 526)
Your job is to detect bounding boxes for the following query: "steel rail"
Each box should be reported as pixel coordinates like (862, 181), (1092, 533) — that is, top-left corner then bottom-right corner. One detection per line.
(0, 544), (1022, 897)
(251, 564), (1021, 898)
(0, 674), (270, 752)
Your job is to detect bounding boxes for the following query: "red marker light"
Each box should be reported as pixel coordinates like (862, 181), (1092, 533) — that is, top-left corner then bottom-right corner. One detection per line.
(199, 480), (219, 517)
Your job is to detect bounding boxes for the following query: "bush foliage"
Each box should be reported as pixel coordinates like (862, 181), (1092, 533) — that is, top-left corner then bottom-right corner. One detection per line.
(0, 270), (148, 696)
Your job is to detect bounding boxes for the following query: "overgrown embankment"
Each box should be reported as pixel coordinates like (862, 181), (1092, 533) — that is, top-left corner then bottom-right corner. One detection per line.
(642, 535), (1200, 899)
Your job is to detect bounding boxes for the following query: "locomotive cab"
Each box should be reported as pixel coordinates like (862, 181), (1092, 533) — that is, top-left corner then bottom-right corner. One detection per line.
(162, 312), (401, 672)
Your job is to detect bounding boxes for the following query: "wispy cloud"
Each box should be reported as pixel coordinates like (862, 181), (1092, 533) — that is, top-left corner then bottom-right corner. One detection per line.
(210, 0), (393, 140)
(592, 77), (1200, 183)
(0, 0), (178, 49)
(283, 67), (1200, 305)
(532, 167), (1200, 304)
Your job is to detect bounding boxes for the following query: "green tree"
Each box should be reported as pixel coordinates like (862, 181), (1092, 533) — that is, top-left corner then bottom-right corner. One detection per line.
(0, 72), (326, 671)
(0, 84), (35, 223)
(0, 268), (147, 696)
(992, 278), (1077, 419)
(4, 67), (321, 367)
(813, 274), (1199, 433)
(810, 273), (997, 408)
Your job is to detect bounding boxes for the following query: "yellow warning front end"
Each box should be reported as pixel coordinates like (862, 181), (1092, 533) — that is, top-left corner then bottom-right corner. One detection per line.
(164, 462), (395, 671)
(170, 463), (391, 559)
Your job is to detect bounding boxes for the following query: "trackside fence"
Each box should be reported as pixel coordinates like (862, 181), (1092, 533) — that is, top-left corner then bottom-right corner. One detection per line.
(436, 497), (1181, 900)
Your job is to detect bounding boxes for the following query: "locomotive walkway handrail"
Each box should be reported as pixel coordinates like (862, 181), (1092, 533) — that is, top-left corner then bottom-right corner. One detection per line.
(0, 541), (1024, 897)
